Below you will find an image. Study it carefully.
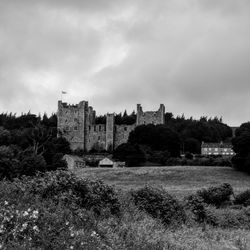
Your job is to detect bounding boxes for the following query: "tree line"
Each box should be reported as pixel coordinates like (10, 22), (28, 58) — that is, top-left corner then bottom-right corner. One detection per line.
(0, 113), (71, 180)
(0, 111), (234, 175)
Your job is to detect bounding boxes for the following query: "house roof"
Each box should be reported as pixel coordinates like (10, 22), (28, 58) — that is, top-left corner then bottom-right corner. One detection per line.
(201, 142), (233, 148)
(99, 157), (114, 165)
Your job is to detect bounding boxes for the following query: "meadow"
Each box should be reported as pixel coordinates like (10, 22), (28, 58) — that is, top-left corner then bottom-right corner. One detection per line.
(1, 166), (250, 249)
(74, 166), (250, 199)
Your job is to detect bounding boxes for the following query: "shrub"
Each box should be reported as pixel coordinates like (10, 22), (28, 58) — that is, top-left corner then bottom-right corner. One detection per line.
(234, 190), (250, 207)
(1, 171), (121, 217)
(185, 152), (194, 160)
(185, 194), (207, 223)
(206, 206), (250, 229)
(19, 154), (47, 176)
(197, 183), (233, 207)
(131, 186), (186, 227)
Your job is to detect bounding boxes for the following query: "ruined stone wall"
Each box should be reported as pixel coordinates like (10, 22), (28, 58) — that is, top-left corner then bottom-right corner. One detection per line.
(58, 101), (88, 150)
(86, 124), (106, 151)
(114, 124), (136, 148)
(106, 114), (115, 151)
(136, 104), (165, 126)
(58, 100), (166, 152)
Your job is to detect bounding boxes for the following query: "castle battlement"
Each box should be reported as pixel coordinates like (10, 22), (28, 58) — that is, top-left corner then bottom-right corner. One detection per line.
(57, 100), (165, 151)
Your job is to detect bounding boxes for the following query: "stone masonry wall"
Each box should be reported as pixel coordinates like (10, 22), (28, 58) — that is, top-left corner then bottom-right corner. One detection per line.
(57, 101), (87, 150)
(114, 124), (136, 148)
(86, 124), (106, 151)
(136, 104), (165, 126)
(58, 100), (166, 151)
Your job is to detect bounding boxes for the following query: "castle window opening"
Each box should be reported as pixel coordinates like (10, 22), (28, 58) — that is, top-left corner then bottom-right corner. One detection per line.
(94, 126), (96, 132)
(99, 125), (101, 131)
(98, 136), (100, 140)
(74, 126), (78, 131)
(124, 127), (127, 131)
(89, 126), (91, 130)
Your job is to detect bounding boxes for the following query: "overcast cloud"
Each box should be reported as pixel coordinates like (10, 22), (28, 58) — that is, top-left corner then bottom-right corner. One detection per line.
(0, 0), (250, 126)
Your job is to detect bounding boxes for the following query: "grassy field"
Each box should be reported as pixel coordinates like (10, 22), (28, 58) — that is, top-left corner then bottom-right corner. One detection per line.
(74, 166), (250, 198)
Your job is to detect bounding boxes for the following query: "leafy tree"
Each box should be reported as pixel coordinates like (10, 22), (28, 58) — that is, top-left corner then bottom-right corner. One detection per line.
(25, 125), (53, 155)
(0, 127), (11, 146)
(184, 138), (201, 154)
(113, 143), (146, 167)
(19, 154), (47, 176)
(129, 124), (181, 157)
(232, 124), (250, 173)
(0, 146), (19, 180)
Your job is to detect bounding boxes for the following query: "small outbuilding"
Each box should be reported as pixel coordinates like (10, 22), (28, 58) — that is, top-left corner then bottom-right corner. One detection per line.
(63, 154), (86, 170)
(98, 157), (114, 168)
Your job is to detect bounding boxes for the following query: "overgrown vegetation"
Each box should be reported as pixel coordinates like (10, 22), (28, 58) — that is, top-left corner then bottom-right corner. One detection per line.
(1, 170), (250, 249)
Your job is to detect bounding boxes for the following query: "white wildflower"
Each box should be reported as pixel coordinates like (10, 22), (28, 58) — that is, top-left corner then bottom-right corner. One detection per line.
(22, 222), (28, 229)
(91, 231), (98, 237)
(23, 211), (28, 216)
(4, 201), (8, 205)
(70, 246), (74, 249)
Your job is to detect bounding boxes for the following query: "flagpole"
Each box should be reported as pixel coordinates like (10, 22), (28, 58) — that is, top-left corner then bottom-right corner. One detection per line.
(61, 91), (67, 102)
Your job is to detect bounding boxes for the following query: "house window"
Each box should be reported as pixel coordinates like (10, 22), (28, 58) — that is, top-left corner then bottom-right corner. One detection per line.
(99, 125), (102, 131)
(204, 148), (207, 151)
(215, 148), (218, 151)
(124, 127), (127, 131)
(208, 148), (211, 151)
(94, 126), (96, 132)
(98, 136), (100, 140)
(74, 126), (78, 131)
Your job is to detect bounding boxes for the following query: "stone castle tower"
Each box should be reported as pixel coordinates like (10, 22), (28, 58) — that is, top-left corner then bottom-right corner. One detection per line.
(57, 100), (165, 151)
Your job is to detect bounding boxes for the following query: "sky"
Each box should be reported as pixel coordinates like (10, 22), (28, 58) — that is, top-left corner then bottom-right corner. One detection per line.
(0, 0), (250, 126)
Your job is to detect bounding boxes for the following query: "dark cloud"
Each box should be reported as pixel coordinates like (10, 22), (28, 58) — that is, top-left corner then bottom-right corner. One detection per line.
(0, 0), (249, 125)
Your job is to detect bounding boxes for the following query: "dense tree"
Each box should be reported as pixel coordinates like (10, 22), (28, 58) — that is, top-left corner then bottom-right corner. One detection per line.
(184, 138), (201, 154)
(0, 127), (11, 146)
(19, 154), (47, 176)
(0, 146), (19, 180)
(113, 143), (146, 167)
(232, 123), (250, 173)
(129, 124), (181, 157)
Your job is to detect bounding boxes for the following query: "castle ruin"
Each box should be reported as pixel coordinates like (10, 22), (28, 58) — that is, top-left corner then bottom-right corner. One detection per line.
(57, 100), (165, 151)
